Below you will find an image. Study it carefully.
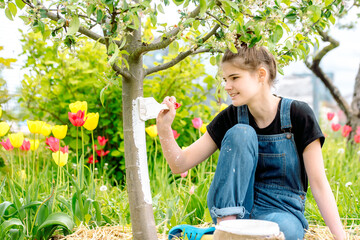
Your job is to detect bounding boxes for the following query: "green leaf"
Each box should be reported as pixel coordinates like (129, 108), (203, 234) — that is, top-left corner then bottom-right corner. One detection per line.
(86, 4), (96, 18)
(0, 218), (24, 238)
(37, 212), (74, 232)
(96, 9), (103, 23)
(108, 43), (119, 66)
(282, 0), (291, 6)
(5, 8), (13, 21)
(324, 0), (332, 7)
(67, 15), (80, 35)
(199, 0), (207, 16)
(8, 2), (17, 17)
(193, 20), (200, 30)
(38, 20), (45, 34)
(183, 18), (195, 25)
(329, 14), (335, 24)
(270, 25), (283, 44)
(173, 0), (184, 6)
(150, 12), (157, 26)
(157, 4), (164, 14)
(224, 0), (239, 12)
(100, 86), (107, 107)
(210, 56), (216, 66)
(169, 41), (179, 55)
(15, 0), (26, 9)
(307, 5), (321, 23)
(227, 41), (237, 53)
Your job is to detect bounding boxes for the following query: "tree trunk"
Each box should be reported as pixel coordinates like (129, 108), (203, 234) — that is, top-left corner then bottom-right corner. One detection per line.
(121, 10), (158, 240)
(349, 64), (360, 139)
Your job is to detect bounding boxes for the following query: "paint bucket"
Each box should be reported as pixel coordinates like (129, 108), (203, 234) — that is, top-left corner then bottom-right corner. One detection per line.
(213, 219), (285, 240)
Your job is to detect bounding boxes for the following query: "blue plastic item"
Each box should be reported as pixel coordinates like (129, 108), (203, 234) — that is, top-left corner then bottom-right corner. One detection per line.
(168, 224), (215, 240)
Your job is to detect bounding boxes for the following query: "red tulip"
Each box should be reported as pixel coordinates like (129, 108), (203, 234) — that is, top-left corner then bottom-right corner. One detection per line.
(172, 129), (180, 139)
(354, 134), (360, 143)
(88, 155), (99, 164)
(97, 136), (108, 146)
(68, 110), (86, 127)
(60, 145), (69, 154)
(327, 112), (335, 121)
(356, 126), (360, 136)
(1, 138), (14, 151)
(96, 149), (110, 157)
(20, 140), (31, 151)
(342, 125), (352, 137)
(46, 137), (60, 152)
(331, 123), (341, 132)
(192, 118), (203, 129)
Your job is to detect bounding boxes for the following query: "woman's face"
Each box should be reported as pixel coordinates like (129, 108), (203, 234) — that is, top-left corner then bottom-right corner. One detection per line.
(221, 61), (263, 106)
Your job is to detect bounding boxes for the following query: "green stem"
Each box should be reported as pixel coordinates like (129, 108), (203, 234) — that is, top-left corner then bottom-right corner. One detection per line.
(91, 130), (95, 198)
(76, 127), (79, 180)
(10, 152), (13, 179)
(33, 133), (36, 182)
(81, 127), (84, 189)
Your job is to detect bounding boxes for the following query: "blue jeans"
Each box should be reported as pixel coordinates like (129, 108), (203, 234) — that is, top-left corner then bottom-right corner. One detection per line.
(207, 124), (307, 240)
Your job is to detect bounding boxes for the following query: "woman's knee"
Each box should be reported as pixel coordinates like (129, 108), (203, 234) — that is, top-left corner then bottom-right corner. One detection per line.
(257, 212), (305, 240)
(223, 124), (257, 144)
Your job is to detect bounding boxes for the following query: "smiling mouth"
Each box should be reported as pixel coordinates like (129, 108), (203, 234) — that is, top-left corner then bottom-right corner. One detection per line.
(229, 93), (238, 97)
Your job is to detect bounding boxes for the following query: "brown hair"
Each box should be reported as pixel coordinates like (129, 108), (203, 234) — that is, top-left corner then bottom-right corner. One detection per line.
(221, 44), (277, 85)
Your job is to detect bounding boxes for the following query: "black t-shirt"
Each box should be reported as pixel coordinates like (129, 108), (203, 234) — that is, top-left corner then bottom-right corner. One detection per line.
(206, 98), (325, 191)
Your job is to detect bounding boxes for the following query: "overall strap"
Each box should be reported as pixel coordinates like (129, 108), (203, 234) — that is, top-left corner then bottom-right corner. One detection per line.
(280, 98), (293, 130)
(237, 105), (249, 124)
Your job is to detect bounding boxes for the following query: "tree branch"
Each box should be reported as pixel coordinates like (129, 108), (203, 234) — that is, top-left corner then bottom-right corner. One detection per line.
(133, 5), (201, 57)
(305, 30), (352, 118)
(112, 63), (135, 81)
(145, 24), (220, 76)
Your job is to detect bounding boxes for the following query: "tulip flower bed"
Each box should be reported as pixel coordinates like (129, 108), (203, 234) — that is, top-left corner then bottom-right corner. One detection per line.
(0, 104), (360, 239)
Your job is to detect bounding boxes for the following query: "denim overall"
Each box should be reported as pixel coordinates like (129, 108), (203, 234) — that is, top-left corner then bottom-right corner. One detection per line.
(207, 98), (308, 240)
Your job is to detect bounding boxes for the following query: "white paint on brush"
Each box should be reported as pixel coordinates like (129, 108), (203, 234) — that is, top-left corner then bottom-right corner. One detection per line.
(132, 97), (152, 204)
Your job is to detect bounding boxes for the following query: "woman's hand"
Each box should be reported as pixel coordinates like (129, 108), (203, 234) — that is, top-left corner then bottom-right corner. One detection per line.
(156, 96), (177, 133)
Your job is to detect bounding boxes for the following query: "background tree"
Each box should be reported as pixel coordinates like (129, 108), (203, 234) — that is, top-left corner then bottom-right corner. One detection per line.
(1, 0), (343, 239)
(304, 0), (360, 140)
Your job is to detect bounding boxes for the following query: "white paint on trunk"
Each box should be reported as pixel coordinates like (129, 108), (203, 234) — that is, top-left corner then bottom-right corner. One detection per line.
(132, 97), (152, 204)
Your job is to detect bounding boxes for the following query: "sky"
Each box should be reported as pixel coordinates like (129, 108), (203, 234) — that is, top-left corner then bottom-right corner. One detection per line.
(0, 6), (360, 103)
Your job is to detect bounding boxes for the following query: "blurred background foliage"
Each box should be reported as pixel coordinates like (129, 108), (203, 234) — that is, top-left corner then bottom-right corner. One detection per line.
(18, 32), (222, 186)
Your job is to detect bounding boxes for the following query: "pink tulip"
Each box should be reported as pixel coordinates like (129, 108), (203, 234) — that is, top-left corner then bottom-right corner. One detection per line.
(68, 110), (86, 127)
(327, 112), (335, 121)
(96, 149), (110, 157)
(1, 138), (13, 151)
(20, 140), (31, 151)
(181, 171), (188, 178)
(342, 125), (352, 137)
(172, 130), (180, 139)
(354, 134), (360, 143)
(192, 118), (203, 129)
(46, 137), (60, 152)
(331, 123), (341, 132)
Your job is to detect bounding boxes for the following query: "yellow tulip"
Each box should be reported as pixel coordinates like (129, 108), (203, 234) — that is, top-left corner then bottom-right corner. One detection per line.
(83, 112), (99, 131)
(145, 125), (157, 138)
(9, 132), (24, 148)
(0, 106), (2, 118)
(52, 151), (68, 167)
(40, 123), (52, 136)
(30, 139), (40, 151)
(52, 125), (68, 139)
(220, 103), (229, 111)
(69, 101), (88, 115)
(0, 121), (10, 137)
(19, 170), (27, 180)
(27, 120), (44, 134)
(200, 123), (208, 134)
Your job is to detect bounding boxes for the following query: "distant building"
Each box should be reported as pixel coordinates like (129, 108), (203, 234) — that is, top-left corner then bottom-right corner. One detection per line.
(273, 73), (335, 119)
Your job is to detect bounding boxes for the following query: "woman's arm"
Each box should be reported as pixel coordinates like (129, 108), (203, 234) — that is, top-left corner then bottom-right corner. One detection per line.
(303, 139), (346, 240)
(156, 96), (218, 174)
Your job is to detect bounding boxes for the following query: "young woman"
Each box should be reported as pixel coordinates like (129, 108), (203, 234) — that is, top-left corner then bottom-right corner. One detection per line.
(156, 44), (346, 240)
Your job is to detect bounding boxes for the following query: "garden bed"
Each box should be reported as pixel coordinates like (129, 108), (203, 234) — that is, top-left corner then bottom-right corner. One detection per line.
(58, 224), (360, 240)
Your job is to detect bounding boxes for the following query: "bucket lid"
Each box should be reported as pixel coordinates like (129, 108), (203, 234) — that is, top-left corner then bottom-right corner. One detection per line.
(216, 219), (280, 236)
